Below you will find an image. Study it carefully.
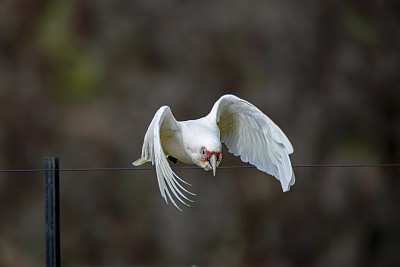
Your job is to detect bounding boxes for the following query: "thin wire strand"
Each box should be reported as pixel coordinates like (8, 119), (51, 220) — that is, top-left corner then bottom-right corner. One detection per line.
(0, 164), (399, 173)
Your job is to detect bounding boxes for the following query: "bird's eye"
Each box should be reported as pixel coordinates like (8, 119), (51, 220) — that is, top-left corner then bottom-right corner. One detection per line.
(201, 148), (206, 159)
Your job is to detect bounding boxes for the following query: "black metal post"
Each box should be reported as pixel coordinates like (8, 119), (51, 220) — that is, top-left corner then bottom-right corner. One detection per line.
(44, 157), (61, 267)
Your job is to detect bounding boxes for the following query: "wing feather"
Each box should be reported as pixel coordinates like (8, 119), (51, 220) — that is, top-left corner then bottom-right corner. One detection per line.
(210, 95), (295, 191)
(133, 106), (194, 210)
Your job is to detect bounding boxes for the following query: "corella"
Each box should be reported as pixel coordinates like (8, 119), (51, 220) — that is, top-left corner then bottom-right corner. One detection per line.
(134, 94), (295, 210)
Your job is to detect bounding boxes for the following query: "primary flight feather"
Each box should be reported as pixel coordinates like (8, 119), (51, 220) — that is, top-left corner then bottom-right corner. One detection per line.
(133, 94), (295, 210)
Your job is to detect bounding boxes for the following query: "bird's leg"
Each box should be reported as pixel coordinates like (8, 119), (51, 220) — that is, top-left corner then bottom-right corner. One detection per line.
(168, 156), (178, 164)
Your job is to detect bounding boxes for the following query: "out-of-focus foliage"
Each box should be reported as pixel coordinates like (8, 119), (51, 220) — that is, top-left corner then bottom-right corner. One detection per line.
(0, 0), (399, 266)
(37, 1), (100, 101)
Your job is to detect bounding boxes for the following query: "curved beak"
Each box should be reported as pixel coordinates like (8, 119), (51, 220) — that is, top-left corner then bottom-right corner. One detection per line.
(209, 154), (217, 176)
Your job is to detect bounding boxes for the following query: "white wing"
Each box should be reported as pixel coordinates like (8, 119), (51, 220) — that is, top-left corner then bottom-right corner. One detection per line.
(133, 106), (194, 210)
(209, 95), (295, 191)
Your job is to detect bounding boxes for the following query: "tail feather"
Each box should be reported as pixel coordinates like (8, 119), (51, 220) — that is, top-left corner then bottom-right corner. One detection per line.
(132, 158), (146, 166)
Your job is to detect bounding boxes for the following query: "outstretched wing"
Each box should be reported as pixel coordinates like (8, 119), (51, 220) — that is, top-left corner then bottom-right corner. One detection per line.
(133, 106), (194, 210)
(209, 95), (295, 191)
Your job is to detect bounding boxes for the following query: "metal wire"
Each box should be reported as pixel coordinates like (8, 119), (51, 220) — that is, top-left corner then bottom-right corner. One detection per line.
(0, 163), (399, 173)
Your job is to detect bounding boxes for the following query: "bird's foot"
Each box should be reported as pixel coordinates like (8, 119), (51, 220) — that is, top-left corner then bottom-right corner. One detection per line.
(168, 156), (178, 164)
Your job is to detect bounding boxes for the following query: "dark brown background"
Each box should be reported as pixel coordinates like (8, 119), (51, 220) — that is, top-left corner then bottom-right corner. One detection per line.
(0, 0), (399, 266)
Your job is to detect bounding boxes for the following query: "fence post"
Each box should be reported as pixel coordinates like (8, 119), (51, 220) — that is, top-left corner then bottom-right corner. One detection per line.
(44, 157), (61, 267)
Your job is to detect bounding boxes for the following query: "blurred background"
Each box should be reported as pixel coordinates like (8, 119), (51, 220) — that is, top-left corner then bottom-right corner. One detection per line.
(0, 0), (399, 266)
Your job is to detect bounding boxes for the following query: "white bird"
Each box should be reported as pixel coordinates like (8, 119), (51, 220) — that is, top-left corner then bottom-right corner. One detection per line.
(133, 94), (295, 210)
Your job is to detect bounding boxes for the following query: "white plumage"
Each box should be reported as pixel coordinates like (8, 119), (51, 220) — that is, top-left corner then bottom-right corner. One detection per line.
(133, 94), (295, 210)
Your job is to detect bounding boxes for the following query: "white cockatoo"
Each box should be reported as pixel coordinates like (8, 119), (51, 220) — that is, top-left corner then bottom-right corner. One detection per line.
(133, 94), (295, 210)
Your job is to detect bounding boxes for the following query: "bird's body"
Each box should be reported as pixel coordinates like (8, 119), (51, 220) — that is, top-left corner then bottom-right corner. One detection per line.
(134, 94), (295, 210)
(162, 117), (221, 165)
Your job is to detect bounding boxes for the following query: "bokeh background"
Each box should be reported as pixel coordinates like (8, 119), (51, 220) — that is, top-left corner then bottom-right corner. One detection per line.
(0, 0), (399, 266)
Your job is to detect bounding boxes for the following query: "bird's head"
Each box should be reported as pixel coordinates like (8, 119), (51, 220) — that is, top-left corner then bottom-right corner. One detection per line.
(185, 127), (222, 175)
(194, 144), (222, 176)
